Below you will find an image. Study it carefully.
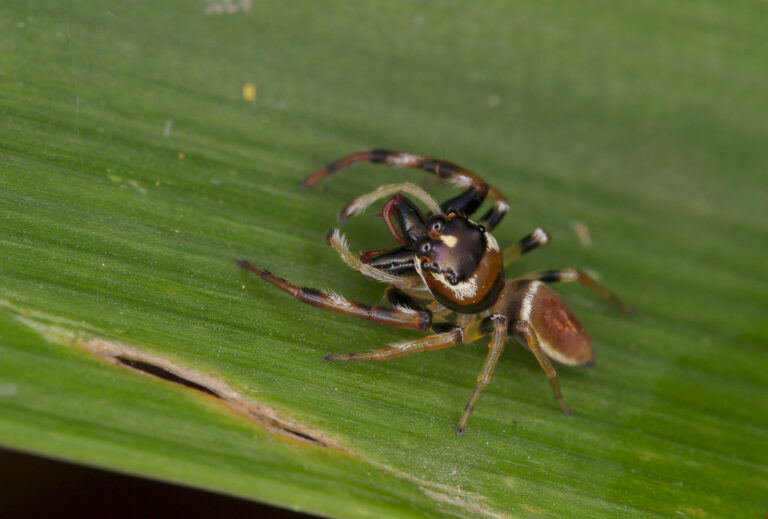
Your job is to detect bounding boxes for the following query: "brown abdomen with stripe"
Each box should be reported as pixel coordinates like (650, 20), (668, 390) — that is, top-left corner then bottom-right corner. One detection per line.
(496, 280), (594, 367)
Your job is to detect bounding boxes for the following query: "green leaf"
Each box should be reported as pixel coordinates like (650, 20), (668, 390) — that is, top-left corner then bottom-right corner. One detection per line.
(2, 1), (767, 517)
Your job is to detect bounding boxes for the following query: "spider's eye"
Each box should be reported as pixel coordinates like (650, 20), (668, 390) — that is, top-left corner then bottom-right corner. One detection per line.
(419, 241), (432, 255)
(429, 219), (444, 232)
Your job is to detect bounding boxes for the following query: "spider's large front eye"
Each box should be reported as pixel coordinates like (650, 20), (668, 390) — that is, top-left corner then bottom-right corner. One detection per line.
(429, 219), (444, 233)
(419, 241), (432, 255)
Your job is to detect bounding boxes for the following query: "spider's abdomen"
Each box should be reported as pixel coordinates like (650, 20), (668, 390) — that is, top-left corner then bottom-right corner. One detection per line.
(498, 280), (594, 366)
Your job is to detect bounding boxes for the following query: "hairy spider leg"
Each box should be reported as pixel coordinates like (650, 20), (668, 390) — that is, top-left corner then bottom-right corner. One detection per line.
(386, 287), (458, 333)
(325, 328), (464, 363)
(325, 312), (508, 434)
(514, 268), (634, 314)
(514, 320), (571, 414)
(502, 228), (551, 267)
(457, 314), (508, 434)
(302, 149), (510, 230)
(324, 313), (490, 362)
(238, 259), (432, 330)
(337, 183), (441, 225)
(325, 229), (427, 292)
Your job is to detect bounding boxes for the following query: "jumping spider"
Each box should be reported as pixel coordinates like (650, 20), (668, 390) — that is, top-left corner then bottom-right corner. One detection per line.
(239, 150), (633, 434)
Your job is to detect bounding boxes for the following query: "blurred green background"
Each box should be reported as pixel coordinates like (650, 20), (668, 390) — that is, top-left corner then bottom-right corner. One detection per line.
(1, 1), (766, 518)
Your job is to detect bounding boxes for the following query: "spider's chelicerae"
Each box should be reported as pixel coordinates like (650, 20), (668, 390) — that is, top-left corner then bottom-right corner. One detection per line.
(239, 150), (633, 434)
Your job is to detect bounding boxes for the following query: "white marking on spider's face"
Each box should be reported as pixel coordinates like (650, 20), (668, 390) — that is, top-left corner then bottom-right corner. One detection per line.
(389, 153), (420, 166)
(444, 175), (473, 188)
(440, 234), (458, 248)
(485, 232), (500, 252)
(434, 272), (479, 300)
(520, 281), (541, 322)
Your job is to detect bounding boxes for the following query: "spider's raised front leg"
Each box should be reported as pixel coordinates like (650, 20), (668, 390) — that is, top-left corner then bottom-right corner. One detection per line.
(514, 268), (634, 314)
(337, 182), (441, 225)
(302, 149), (510, 229)
(238, 260), (431, 330)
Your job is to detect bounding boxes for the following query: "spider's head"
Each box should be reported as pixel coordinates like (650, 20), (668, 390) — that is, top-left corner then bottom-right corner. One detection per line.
(415, 213), (504, 313)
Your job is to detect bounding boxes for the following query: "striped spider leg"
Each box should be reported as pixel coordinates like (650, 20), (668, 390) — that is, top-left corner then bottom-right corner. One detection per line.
(324, 313), (508, 435)
(238, 260), (432, 330)
(302, 149), (510, 230)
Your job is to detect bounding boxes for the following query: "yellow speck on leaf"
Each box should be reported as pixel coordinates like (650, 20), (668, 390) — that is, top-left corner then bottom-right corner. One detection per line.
(242, 83), (256, 102)
(178, 153), (185, 159)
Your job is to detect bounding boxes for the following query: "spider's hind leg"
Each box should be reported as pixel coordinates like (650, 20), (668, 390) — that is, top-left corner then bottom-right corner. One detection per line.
(514, 319), (571, 415)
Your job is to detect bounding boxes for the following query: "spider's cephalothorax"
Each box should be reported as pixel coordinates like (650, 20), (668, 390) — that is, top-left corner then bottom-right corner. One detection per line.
(240, 150), (633, 434)
(414, 213), (504, 313)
